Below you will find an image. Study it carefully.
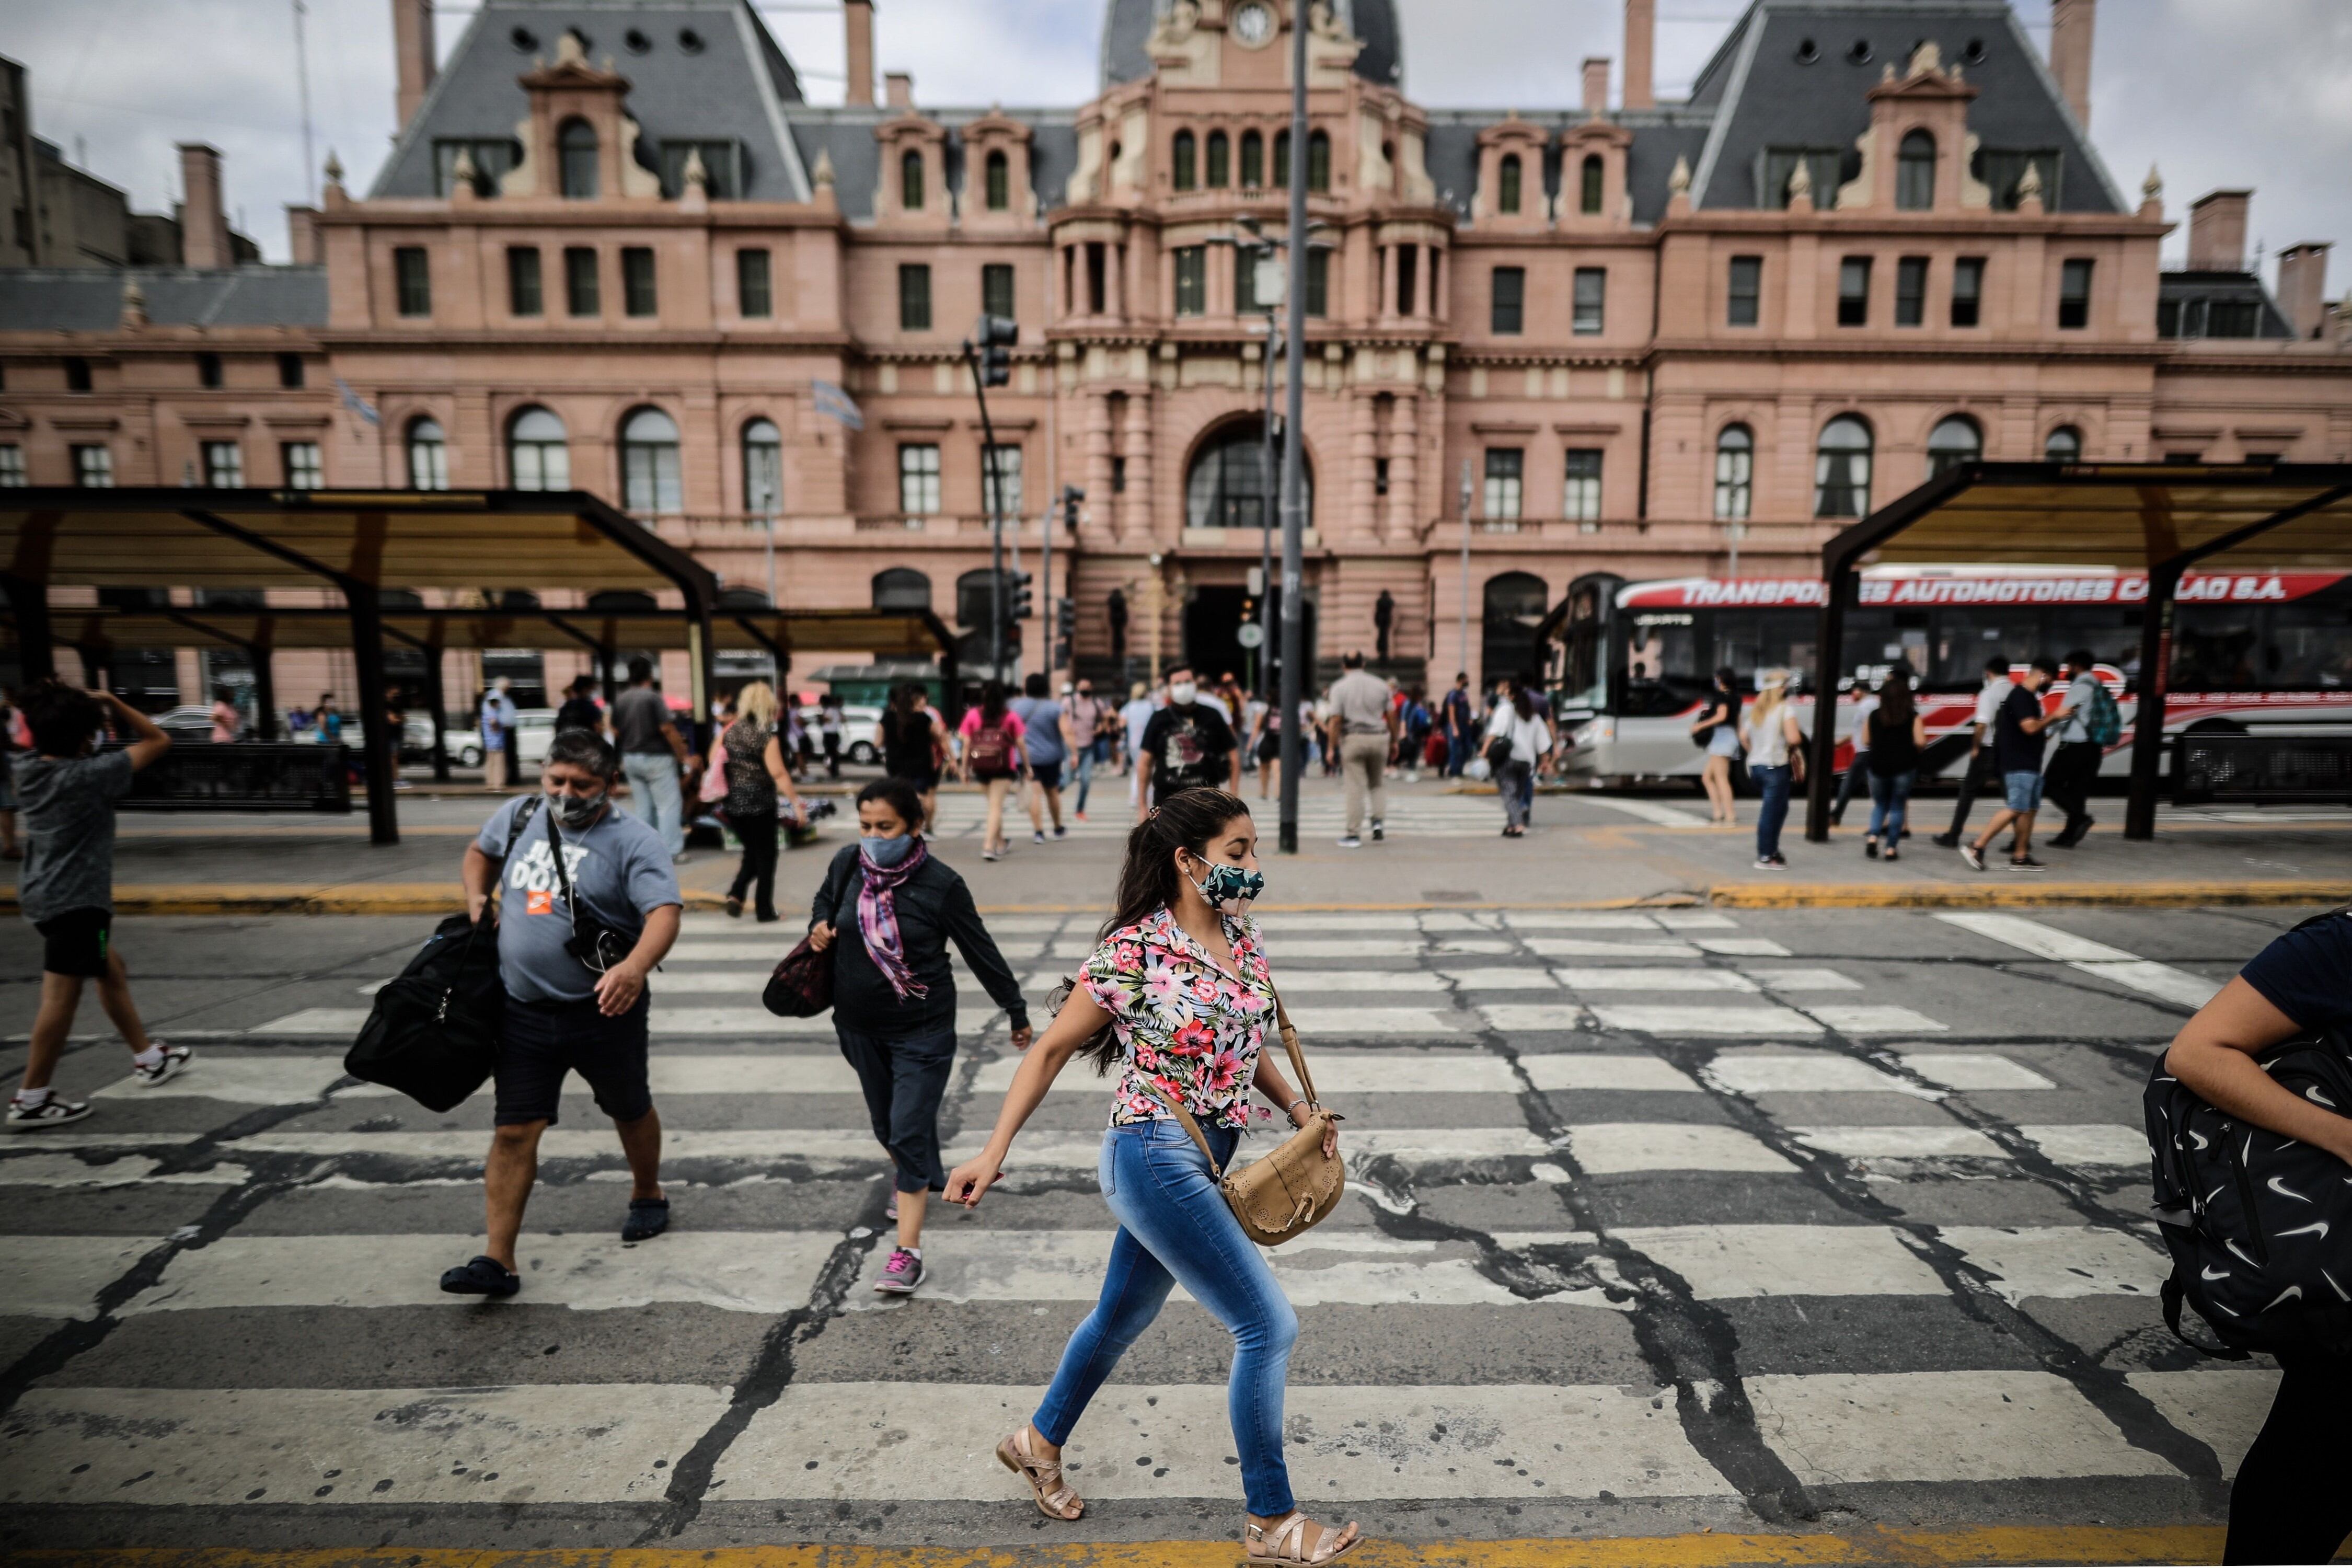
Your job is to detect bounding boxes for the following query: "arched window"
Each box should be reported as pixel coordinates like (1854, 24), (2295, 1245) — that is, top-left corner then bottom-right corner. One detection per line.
(1580, 154), (1604, 215)
(742, 417), (781, 517)
(1482, 571), (1550, 685)
(1926, 414), (1982, 477)
(508, 406), (569, 490)
(1307, 129), (1330, 192)
(1273, 129), (1290, 188)
(620, 406), (682, 514)
(1172, 130), (1197, 191)
(1185, 419), (1312, 531)
(1896, 130), (1936, 210)
(1497, 154), (1522, 215)
(558, 118), (598, 199)
(1239, 129), (1264, 189)
(1206, 130), (1229, 188)
(872, 567), (932, 613)
(900, 148), (924, 211)
(2045, 424), (2083, 462)
(1814, 414), (1873, 518)
(406, 417), (447, 491)
(1713, 424), (1753, 521)
(984, 149), (1009, 211)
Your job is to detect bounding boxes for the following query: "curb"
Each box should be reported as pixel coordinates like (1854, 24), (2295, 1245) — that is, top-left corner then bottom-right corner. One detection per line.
(1708, 879), (2344, 909)
(1, 1525), (2230, 1566)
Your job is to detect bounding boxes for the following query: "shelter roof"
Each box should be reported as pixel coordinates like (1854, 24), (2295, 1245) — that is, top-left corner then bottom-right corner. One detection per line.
(1826, 463), (2352, 577)
(8, 605), (949, 659)
(0, 488), (717, 598)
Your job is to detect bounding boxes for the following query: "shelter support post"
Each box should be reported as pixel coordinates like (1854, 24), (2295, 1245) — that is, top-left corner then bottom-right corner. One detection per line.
(250, 642), (278, 741)
(425, 648), (448, 781)
(2125, 561), (2181, 841)
(4, 573), (53, 682)
(1803, 569), (1850, 844)
(347, 593), (400, 846)
(599, 647), (617, 711)
(686, 601), (714, 761)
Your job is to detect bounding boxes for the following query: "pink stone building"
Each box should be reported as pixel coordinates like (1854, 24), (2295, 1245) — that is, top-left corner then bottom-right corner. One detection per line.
(2, 0), (2348, 718)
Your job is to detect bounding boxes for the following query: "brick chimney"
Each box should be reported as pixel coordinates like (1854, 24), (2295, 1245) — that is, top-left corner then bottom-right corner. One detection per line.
(844, 0), (876, 108)
(393, 0), (436, 130)
(885, 72), (913, 110)
(2188, 189), (2252, 273)
(1582, 57), (1610, 116)
(1622, 0), (1654, 110)
(284, 204), (321, 265)
(177, 143), (232, 269)
(2049, 0), (2094, 127)
(2276, 242), (2333, 341)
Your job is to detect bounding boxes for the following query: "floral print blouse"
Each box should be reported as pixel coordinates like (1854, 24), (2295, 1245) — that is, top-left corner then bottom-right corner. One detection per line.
(1078, 906), (1277, 1130)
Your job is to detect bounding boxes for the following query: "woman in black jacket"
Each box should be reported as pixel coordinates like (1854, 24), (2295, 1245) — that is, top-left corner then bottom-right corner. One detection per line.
(806, 776), (1031, 1296)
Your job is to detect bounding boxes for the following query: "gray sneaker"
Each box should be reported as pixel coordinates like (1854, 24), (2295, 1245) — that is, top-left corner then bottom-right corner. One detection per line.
(873, 1246), (926, 1295)
(1336, 835), (1362, 849)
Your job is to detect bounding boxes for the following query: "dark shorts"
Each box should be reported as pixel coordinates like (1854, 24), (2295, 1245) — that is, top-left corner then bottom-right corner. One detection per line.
(37, 907), (112, 978)
(1257, 732), (1282, 764)
(1029, 760), (1064, 791)
(493, 993), (653, 1127)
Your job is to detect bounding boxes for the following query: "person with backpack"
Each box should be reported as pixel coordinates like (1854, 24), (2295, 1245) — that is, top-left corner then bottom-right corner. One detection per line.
(1483, 676), (1554, 838)
(441, 729), (683, 1297)
(804, 777), (1031, 1296)
(956, 679), (1028, 862)
(1959, 655), (2059, 872)
(2162, 906), (2352, 1565)
(1009, 673), (1076, 846)
(2044, 649), (2114, 849)
(879, 681), (949, 829)
(7, 682), (190, 1129)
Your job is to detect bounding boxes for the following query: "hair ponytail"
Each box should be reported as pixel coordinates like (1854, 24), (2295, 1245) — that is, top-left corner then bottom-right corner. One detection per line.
(1055, 787), (1253, 1074)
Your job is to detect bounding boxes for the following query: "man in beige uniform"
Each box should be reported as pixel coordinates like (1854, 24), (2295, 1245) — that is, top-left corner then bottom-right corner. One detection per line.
(1327, 651), (1398, 848)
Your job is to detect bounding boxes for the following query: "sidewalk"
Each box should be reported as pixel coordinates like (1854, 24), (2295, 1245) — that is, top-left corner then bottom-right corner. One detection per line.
(7, 777), (2342, 916)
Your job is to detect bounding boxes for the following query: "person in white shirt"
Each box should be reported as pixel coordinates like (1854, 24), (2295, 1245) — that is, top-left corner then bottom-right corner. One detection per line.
(1482, 676), (1554, 838)
(1932, 655), (2015, 847)
(1738, 668), (1806, 869)
(1120, 680), (1161, 805)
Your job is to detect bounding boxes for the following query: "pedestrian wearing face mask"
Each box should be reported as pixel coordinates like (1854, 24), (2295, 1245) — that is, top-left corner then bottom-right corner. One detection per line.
(806, 776), (1033, 1295)
(1134, 666), (1240, 820)
(442, 730), (684, 1298)
(947, 788), (1361, 1563)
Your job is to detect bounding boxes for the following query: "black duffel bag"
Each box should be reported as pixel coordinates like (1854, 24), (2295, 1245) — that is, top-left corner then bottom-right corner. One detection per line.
(344, 798), (539, 1111)
(2147, 908), (2352, 1358)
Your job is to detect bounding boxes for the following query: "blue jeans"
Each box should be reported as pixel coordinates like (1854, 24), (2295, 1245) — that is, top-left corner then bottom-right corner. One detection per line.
(1446, 731), (1472, 778)
(1071, 743), (1097, 815)
(621, 751), (686, 858)
(1751, 763), (1792, 860)
(1034, 1119), (1300, 1516)
(1867, 768), (1915, 843)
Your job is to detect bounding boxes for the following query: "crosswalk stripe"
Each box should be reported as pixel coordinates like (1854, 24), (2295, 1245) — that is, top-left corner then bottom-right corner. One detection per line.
(1440, 966), (1561, 989)
(1562, 1123), (1796, 1175)
(110, 1232), (837, 1315)
(2124, 1370), (2281, 1475)
(1740, 967), (1864, 991)
(1609, 1225), (1947, 1298)
(1523, 938), (1699, 958)
(0, 1154), (248, 1188)
(1284, 1007), (1473, 1035)
(1744, 1370), (2178, 1484)
(1702, 1055), (1933, 1097)
(971, 1049), (1523, 1097)
(1936, 1225), (2169, 1304)
(839, 1229), (1600, 1309)
(9, 1235), (164, 1318)
(1553, 969), (1758, 992)
(1895, 1052), (2056, 1091)
(1799, 1004), (1950, 1035)
(1587, 1004), (1822, 1036)
(0, 1385), (731, 1506)
(719, 1381), (1731, 1502)
(1791, 1125), (2010, 1161)
(2016, 1123), (2148, 1167)
(1519, 1055), (1701, 1093)
(1933, 913), (2223, 1009)
(1584, 798), (1712, 829)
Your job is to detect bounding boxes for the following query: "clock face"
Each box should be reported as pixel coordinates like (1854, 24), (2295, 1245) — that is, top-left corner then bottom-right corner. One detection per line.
(1231, 2), (1274, 47)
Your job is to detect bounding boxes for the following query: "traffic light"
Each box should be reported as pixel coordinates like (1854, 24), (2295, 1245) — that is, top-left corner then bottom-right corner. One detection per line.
(1056, 597), (1077, 644)
(1007, 569), (1034, 622)
(972, 314), (1017, 388)
(1060, 483), (1085, 533)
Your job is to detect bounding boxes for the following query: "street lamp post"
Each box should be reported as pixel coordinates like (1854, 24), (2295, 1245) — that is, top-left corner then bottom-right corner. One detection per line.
(1258, 302), (1280, 701)
(1275, 9), (1309, 855)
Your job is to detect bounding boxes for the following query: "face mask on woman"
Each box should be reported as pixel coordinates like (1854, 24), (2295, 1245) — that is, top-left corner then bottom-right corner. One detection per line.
(1186, 857), (1265, 915)
(861, 832), (918, 868)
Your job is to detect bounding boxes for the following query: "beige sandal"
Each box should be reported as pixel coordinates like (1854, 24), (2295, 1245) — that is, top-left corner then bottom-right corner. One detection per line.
(996, 1426), (1082, 1520)
(1246, 1512), (1361, 1563)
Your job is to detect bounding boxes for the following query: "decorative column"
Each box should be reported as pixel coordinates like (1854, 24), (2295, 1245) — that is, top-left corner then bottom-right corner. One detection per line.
(1121, 389), (1154, 544)
(1085, 391), (1117, 539)
(1349, 391), (1380, 540)
(1387, 393), (1420, 539)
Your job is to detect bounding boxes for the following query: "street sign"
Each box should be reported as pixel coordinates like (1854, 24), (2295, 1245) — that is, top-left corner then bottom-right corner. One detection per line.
(1237, 622), (1265, 649)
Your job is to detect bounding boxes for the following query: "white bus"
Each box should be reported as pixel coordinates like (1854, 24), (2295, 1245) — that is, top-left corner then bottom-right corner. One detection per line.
(1548, 567), (2352, 785)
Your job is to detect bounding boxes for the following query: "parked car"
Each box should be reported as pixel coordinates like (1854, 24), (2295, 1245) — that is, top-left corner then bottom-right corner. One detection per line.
(843, 705), (884, 766)
(402, 709), (557, 769)
(153, 704), (224, 741)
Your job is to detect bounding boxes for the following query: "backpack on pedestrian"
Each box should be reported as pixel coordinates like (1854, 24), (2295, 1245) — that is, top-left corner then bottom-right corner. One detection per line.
(966, 719), (1016, 777)
(2081, 676), (2124, 747)
(2146, 906), (2352, 1358)
(344, 798), (541, 1112)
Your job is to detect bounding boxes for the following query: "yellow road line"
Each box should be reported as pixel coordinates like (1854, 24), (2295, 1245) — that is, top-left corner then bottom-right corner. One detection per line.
(6, 1524), (2230, 1567)
(1710, 879), (2343, 909)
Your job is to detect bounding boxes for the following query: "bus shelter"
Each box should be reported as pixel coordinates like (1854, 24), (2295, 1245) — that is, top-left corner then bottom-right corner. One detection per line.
(0, 487), (723, 846)
(1807, 462), (2352, 844)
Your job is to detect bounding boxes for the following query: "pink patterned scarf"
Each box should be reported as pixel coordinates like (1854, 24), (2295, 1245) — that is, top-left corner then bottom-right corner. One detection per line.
(856, 835), (931, 1001)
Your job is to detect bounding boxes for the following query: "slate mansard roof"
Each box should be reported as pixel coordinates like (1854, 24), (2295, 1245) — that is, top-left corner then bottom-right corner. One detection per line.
(370, 0), (814, 202)
(0, 268), (328, 332)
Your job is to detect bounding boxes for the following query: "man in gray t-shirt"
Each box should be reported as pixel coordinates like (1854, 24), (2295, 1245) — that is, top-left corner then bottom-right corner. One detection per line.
(1325, 652), (1399, 847)
(10, 684), (193, 1132)
(446, 729), (684, 1300)
(608, 656), (698, 862)
(1008, 672), (1074, 843)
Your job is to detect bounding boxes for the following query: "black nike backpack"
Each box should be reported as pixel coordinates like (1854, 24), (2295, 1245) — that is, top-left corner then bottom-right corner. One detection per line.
(2146, 909), (2352, 1358)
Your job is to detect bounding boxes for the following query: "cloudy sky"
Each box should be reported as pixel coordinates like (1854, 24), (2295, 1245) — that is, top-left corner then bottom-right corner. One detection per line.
(9, 0), (2349, 289)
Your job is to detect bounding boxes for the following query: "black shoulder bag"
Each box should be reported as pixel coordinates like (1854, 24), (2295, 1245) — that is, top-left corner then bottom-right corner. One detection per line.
(545, 809), (635, 975)
(765, 854), (847, 1018)
(343, 797), (540, 1111)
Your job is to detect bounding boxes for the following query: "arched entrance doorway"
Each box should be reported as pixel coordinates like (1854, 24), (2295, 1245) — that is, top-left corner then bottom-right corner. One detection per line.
(1182, 418), (1316, 689)
(1481, 571), (1550, 688)
(1185, 586), (1315, 695)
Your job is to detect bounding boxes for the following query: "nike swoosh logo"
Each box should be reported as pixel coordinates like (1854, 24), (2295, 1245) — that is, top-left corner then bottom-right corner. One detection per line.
(2278, 1220), (2331, 1240)
(2270, 1176), (2315, 1204)
(2202, 1265), (2232, 1281)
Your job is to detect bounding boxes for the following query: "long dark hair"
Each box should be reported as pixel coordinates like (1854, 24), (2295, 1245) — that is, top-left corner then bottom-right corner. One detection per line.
(980, 678), (1008, 725)
(1509, 677), (1536, 721)
(890, 681), (924, 718)
(1060, 787), (1253, 1073)
(1875, 669), (1916, 728)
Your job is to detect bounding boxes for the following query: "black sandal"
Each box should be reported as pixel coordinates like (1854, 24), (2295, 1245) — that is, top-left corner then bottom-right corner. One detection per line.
(621, 1197), (671, 1242)
(439, 1254), (521, 1297)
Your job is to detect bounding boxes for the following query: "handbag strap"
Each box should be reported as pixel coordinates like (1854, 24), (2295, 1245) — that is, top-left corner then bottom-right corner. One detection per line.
(1140, 973), (1318, 1180)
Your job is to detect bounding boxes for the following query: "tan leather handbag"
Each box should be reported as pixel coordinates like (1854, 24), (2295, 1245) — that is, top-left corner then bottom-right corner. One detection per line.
(1146, 989), (1344, 1246)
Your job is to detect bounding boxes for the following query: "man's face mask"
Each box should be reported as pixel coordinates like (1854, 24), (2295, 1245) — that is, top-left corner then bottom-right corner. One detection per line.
(1187, 858), (1265, 914)
(547, 786), (605, 829)
(1170, 681), (1198, 705)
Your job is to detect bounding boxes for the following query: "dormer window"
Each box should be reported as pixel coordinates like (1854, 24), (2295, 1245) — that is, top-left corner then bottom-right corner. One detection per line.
(1896, 130), (1935, 210)
(434, 139), (520, 198)
(1173, 130), (1196, 191)
(901, 148), (924, 211)
(659, 140), (740, 199)
(1497, 154), (1521, 215)
(985, 149), (1009, 210)
(1973, 148), (2062, 211)
(1579, 154), (1604, 215)
(558, 118), (598, 199)
(1206, 130), (1229, 188)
